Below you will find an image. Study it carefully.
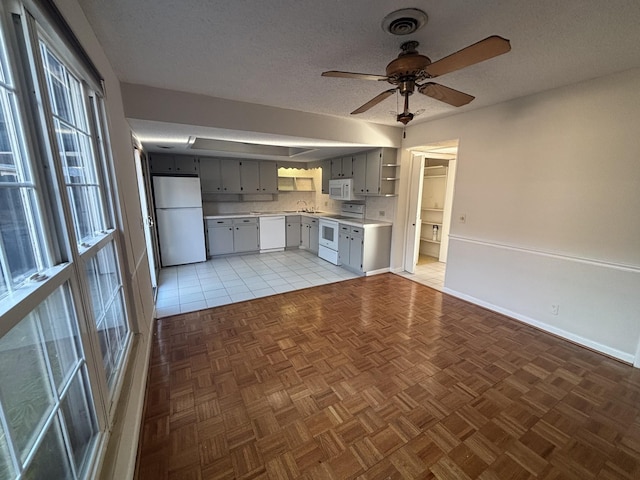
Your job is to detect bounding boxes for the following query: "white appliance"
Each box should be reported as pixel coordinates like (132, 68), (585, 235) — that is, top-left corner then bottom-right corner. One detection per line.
(318, 202), (365, 265)
(259, 216), (285, 252)
(318, 219), (340, 264)
(329, 178), (359, 201)
(153, 176), (206, 266)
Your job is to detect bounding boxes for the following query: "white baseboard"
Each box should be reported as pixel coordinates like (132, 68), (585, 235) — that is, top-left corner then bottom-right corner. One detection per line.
(443, 287), (636, 365)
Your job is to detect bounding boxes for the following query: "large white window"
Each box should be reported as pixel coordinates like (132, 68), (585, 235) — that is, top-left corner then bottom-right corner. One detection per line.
(0, 2), (133, 478)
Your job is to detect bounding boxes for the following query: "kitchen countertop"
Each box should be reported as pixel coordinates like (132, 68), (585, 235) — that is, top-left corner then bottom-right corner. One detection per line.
(204, 211), (392, 228)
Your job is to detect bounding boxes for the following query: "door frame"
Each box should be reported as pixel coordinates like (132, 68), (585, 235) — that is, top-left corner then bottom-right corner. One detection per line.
(133, 147), (160, 292)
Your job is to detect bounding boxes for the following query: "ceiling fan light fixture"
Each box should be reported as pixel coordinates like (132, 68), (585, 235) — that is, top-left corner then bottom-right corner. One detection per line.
(382, 8), (428, 36)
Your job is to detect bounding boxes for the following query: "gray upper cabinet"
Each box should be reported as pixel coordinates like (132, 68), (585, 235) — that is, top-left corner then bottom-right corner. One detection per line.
(321, 159), (331, 194)
(259, 161), (278, 193)
(240, 160), (260, 193)
(220, 159), (241, 193)
(198, 156), (277, 194)
(365, 149), (382, 195)
(352, 152), (367, 194)
(331, 156), (353, 178)
(351, 148), (398, 196)
(150, 154), (199, 175)
(200, 157), (222, 192)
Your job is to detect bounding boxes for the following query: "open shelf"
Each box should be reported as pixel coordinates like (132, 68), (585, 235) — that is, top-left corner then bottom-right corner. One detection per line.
(420, 237), (441, 244)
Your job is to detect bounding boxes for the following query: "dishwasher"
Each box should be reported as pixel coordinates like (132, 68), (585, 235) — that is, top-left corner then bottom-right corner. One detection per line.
(259, 216), (286, 252)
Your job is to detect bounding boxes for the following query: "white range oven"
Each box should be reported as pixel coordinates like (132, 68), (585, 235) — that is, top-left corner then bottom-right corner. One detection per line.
(318, 218), (340, 264)
(318, 203), (365, 265)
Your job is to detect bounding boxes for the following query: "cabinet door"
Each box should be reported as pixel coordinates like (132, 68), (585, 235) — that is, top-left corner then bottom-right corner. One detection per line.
(365, 149), (382, 194)
(309, 219), (319, 254)
(349, 231), (363, 271)
(338, 225), (350, 265)
(331, 158), (343, 178)
(200, 157), (222, 192)
(300, 222), (310, 249)
(352, 153), (367, 194)
(208, 225), (234, 255)
(321, 159), (331, 194)
(149, 154), (175, 174)
(286, 219), (301, 247)
(259, 161), (278, 193)
(234, 222), (259, 252)
(220, 159), (241, 193)
(175, 156), (199, 174)
(341, 156), (353, 178)
(240, 160), (260, 192)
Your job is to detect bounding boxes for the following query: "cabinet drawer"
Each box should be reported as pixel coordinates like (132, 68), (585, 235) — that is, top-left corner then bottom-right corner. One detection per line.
(232, 217), (258, 225)
(207, 218), (233, 227)
(350, 226), (363, 237)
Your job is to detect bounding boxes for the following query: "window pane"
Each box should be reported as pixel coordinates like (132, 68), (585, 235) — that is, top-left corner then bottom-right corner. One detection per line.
(41, 47), (72, 125)
(0, 92), (18, 180)
(39, 287), (81, 392)
(86, 241), (128, 386)
(23, 417), (72, 480)
(55, 119), (97, 185)
(0, 315), (55, 461)
(0, 422), (15, 480)
(67, 185), (103, 243)
(0, 283), (98, 477)
(0, 262), (6, 297)
(41, 43), (106, 247)
(0, 187), (41, 286)
(60, 372), (96, 474)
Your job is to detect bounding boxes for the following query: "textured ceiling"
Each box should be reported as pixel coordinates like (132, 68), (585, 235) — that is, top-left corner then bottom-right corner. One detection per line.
(77, 0), (640, 157)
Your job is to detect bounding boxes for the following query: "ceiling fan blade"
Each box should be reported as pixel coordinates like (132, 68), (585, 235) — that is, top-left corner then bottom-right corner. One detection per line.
(425, 35), (511, 78)
(351, 89), (396, 114)
(418, 82), (475, 107)
(322, 70), (388, 81)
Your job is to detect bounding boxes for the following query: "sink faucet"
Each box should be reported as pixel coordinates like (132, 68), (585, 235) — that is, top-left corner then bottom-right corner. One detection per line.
(296, 200), (308, 212)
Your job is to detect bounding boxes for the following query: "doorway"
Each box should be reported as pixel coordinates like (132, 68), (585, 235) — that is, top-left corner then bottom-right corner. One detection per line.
(402, 140), (458, 289)
(133, 147), (159, 295)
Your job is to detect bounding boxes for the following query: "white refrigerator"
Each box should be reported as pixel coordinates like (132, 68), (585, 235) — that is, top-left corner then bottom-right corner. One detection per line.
(153, 176), (206, 266)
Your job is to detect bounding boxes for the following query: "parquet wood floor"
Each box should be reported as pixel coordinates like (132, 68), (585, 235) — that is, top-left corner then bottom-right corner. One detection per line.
(135, 273), (640, 479)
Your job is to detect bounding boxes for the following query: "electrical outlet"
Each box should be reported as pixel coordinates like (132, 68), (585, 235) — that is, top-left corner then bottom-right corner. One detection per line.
(379, 210), (385, 217)
(324, 201), (328, 206)
(459, 213), (467, 223)
(551, 304), (560, 315)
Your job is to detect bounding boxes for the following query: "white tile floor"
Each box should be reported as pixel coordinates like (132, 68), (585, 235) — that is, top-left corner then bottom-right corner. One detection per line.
(394, 255), (446, 291)
(155, 249), (359, 318)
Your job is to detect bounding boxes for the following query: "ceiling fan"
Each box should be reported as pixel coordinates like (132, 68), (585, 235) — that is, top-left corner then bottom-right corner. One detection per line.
(322, 35), (511, 125)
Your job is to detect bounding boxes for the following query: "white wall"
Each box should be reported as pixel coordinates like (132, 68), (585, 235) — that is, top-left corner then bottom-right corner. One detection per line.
(399, 68), (640, 363)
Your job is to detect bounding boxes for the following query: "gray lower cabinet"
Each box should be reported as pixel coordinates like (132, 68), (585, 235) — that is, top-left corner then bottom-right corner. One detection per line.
(207, 219), (234, 255)
(206, 217), (259, 255)
(286, 215), (301, 248)
(301, 217), (318, 253)
(233, 218), (259, 252)
(338, 223), (392, 273)
(339, 225), (363, 271)
(338, 225), (350, 266)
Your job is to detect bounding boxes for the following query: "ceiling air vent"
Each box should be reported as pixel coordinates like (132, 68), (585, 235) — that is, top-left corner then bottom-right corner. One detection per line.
(382, 8), (428, 36)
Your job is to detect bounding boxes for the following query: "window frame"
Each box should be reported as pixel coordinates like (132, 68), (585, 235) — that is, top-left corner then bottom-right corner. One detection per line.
(0, 1), (138, 477)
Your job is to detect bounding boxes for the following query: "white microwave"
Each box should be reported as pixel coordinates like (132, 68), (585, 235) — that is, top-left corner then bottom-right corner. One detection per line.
(329, 178), (359, 201)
